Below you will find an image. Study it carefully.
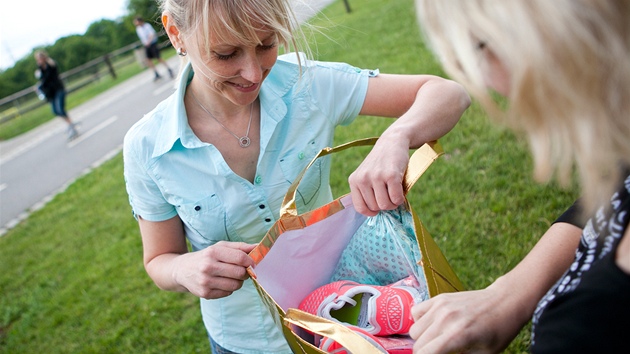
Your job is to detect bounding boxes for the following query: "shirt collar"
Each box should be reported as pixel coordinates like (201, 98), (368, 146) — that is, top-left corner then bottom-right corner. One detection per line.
(151, 54), (303, 158)
(152, 62), (206, 158)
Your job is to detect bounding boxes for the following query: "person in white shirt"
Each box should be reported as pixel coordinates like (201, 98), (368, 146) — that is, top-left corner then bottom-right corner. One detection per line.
(133, 16), (174, 81)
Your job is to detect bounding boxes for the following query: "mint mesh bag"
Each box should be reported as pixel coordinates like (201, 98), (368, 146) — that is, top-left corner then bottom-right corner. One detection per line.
(329, 206), (429, 302)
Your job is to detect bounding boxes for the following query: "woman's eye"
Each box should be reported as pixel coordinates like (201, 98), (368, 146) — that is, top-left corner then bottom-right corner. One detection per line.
(216, 51), (237, 60)
(259, 42), (277, 51)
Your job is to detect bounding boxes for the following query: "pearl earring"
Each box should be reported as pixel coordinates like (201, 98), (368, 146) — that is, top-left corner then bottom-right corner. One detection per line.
(177, 48), (187, 57)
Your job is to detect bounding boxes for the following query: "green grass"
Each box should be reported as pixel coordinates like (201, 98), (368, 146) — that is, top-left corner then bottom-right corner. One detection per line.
(0, 1), (579, 353)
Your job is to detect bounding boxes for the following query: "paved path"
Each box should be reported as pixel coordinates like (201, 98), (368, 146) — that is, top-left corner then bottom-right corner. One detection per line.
(0, 0), (335, 236)
(0, 58), (181, 235)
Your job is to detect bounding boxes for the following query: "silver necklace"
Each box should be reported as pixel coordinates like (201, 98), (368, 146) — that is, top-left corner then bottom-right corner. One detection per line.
(189, 90), (254, 148)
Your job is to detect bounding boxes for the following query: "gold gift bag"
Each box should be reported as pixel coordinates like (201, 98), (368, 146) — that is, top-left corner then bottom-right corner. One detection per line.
(247, 138), (463, 353)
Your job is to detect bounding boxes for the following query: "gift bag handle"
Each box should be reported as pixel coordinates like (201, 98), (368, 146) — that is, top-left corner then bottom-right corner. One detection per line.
(280, 137), (443, 218)
(284, 308), (388, 354)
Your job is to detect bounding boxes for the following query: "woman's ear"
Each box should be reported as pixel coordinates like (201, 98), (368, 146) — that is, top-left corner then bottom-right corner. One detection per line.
(162, 13), (183, 50)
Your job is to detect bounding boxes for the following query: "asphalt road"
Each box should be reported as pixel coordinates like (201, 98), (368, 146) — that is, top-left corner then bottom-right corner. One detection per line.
(0, 57), (181, 235)
(0, 0), (336, 236)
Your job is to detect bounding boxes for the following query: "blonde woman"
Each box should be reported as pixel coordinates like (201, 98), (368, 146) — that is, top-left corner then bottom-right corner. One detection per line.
(123, 0), (469, 352)
(411, 0), (630, 353)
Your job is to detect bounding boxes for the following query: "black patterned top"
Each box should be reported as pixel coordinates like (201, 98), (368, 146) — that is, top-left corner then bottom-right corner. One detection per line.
(531, 172), (630, 353)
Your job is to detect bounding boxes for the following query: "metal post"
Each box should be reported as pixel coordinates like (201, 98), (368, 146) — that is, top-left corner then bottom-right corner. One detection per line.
(104, 54), (117, 79)
(342, 0), (352, 13)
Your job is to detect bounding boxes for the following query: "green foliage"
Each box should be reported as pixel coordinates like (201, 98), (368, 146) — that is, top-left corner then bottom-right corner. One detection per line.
(127, 0), (162, 24)
(0, 0), (579, 353)
(0, 57), (41, 98)
(49, 35), (104, 71)
(85, 19), (137, 53)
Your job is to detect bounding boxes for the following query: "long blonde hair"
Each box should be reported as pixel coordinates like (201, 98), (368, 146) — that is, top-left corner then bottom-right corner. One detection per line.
(416, 0), (630, 213)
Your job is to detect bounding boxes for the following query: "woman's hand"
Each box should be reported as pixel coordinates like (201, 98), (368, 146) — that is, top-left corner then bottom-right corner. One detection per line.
(138, 216), (256, 299)
(349, 137), (410, 216)
(350, 74), (469, 216)
(172, 241), (256, 299)
(410, 288), (524, 354)
(410, 222), (582, 353)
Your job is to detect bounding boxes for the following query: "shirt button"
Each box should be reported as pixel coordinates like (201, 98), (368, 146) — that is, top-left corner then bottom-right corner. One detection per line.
(298, 152), (305, 160)
(259, 204), (266, 209)
(255, 175), (262, 185)
(265, 218), (272, 223)
(194, 206), (201, 211)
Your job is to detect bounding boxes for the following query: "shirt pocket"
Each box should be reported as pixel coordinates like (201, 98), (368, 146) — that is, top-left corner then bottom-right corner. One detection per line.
(278, 141), (323, 210)
(176, 194), (233, 247)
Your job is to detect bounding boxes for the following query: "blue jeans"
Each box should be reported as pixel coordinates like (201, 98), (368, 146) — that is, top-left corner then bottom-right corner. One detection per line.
(209, 335), (241, 354)
(51, 90), (68, 117)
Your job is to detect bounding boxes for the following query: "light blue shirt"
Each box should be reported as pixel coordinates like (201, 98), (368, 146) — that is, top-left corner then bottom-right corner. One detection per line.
(123, 53), (376, 353)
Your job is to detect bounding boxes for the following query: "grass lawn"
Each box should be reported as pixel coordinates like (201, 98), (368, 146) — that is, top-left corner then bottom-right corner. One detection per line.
(0, 0), (579, 353)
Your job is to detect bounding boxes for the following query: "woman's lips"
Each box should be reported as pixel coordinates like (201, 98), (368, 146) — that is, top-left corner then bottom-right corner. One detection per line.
(228, 81), (259, 93)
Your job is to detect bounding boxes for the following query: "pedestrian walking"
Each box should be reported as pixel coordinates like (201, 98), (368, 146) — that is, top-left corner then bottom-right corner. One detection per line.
(134, 16), (174, 81)
(34, 50), (79, 141)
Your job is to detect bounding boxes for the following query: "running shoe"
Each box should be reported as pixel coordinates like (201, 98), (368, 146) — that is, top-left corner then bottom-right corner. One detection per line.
(298, 279), (420, 336)
(67, 124), (79, 141)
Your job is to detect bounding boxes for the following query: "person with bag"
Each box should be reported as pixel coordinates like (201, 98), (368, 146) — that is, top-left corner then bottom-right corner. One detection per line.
(411, 1), (630, 353)
(122, 0), (470, 353)
(34, 50), (79, 141)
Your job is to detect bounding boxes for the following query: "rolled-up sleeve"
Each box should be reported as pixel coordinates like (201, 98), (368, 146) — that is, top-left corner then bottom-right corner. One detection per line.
(307, 60), (377, 126)
(123, 131), (177, 222)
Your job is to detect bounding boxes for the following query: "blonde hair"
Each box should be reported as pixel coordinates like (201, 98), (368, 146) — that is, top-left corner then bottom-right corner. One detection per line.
(416, 0), (630, 213)
(34, 50), (56, 67)
(158, 0), (308, 61)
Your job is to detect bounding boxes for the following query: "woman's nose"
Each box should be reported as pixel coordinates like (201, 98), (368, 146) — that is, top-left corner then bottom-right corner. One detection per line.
(239, 52), (264, 83)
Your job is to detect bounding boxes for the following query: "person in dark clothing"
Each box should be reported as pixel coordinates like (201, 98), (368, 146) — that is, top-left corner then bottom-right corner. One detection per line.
(35, 50), (79, 141)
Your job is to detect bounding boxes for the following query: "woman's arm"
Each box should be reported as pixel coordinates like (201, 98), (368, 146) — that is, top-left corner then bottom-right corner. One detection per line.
(350, 74), (470, 215)
(360, 73), (470, 146)
(410, 222), (582, 354)
(138, 216), (256, 299)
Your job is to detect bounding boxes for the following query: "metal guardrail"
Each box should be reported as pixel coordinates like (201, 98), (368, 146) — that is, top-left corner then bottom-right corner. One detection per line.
(0, 40), (171, 124)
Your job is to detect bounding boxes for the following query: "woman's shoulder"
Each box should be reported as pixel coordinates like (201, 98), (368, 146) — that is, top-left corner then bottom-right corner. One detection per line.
(266, 53), (369, 94)
(272, 52), (360, 78)
(274, 53), (365, 74)
(270, 53), (309, 78)
(263, 53), (308, 96)
(123, 96), (175, 156)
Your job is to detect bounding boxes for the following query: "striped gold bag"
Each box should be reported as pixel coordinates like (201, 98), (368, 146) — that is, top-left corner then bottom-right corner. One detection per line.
(247, 138), (463, 353)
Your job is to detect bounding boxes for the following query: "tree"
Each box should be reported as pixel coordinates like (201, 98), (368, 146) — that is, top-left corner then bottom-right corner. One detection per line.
(0, 56), (39, 99)
(86, 19), (138, 52)
(127, 0), (161, 24)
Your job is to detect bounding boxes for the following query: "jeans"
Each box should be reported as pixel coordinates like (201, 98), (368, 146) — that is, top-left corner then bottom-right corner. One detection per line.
(51, 90), (67, 117)
(209, 335), (241, 354)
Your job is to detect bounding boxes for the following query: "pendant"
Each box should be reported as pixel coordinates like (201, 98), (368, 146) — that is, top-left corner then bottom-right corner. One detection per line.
(239, 136), (251, 148)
